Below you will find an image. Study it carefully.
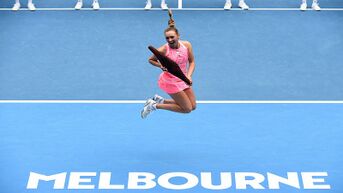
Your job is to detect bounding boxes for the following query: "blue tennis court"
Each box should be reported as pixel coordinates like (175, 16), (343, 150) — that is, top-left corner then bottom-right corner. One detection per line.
(1, 103), (343, 192)
(1, 0), (343, 192)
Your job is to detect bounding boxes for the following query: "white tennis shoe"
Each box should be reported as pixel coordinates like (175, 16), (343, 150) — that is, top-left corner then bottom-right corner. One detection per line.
(161, 2), (168, 10)
(152, 94), (164, 104)
(28, 2), (36, 11)
(92, 0), (100, 10)
(238, 1), (249, 10)
(312, 2), (321, 11)
(224, 2), (232, 10)
(300, 3), (307, 11)
(141, 99), (156, 119)
(12, 3), (20, 11)
(145, 0), (152, 10)
(75, 1), (83, 10)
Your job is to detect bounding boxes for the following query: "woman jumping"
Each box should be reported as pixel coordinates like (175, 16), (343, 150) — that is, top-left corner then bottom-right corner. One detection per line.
(141, 10), (196, 119)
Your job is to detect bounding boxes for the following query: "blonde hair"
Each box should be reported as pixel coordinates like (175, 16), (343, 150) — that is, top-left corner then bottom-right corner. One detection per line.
(164, 9), (179, 35)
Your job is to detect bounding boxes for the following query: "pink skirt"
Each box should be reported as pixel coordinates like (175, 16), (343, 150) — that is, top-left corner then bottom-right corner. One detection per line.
(158, 72), (190, 94)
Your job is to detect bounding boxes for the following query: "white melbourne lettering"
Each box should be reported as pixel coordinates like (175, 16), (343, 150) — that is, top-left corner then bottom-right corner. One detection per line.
(26, 172), (331, 190)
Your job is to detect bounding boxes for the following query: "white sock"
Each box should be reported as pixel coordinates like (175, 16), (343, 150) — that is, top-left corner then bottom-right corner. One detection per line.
(15, 0), (19, 4)
(313, 0), (318, 4)
(226, 0), (231, 4)
(152, 103), (157, 110)
(147, 0), (151, 3)
(302, 0), (306, 3)
(161, 0), (166, 4)
(28, 0), (33, 4)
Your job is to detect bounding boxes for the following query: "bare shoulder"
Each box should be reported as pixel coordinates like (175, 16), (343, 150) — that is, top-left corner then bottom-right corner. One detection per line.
(181, 40), (192, 48)
(157, 44), (167, 54)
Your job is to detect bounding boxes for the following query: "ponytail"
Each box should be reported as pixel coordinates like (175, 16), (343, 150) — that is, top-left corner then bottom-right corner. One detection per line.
(164, 9), (179, 35)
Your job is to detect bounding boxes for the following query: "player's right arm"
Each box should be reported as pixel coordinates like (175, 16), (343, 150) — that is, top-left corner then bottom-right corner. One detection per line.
(148, 45), (167, 71)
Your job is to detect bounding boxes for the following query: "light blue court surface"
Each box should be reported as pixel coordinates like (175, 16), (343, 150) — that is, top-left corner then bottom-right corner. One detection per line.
(0, 103), (343, 193)
(1, 10), (343, 100)
(1, 1), (343, 193)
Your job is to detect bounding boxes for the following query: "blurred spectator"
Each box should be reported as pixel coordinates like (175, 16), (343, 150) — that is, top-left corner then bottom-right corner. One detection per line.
(12, 0), (36, 11)
(224, 0), (249, 10)
(75, 0), (100, 10)
(145, 0), (168, 10)
(300, 0), (320, 11)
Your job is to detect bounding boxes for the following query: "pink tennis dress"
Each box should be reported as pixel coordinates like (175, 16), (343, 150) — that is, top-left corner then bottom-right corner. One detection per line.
(158, 41), (190, 94)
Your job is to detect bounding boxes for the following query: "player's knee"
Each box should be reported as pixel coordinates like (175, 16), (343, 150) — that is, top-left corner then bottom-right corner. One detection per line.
(192, 104), (196, 111)
(182, 106), (193, 113)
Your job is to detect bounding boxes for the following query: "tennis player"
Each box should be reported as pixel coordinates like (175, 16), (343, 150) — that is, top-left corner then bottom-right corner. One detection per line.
(141, 12), (196, 118)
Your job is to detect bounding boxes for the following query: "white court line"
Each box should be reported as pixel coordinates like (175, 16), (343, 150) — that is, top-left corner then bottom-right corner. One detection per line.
(0, 8), (343, 11)
(1, 100), (343, 104)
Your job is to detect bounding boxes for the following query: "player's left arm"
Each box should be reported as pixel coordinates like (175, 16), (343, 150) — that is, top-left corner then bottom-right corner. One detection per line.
(184, 41), (195, 81)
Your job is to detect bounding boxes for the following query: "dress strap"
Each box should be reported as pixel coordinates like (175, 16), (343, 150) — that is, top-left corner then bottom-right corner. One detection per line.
(179, 41), (187, 49)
